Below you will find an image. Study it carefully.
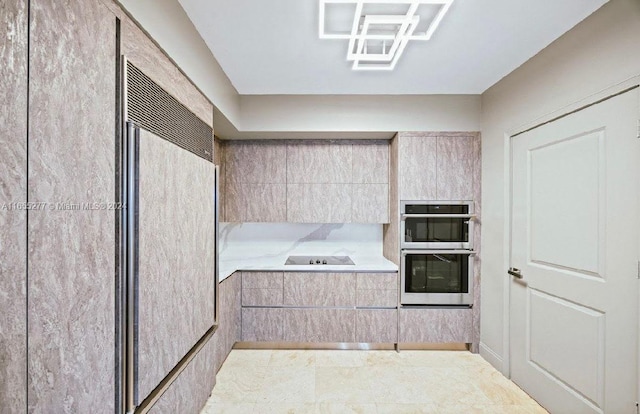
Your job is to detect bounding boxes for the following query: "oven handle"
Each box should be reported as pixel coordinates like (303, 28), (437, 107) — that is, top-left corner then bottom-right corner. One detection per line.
(401, 214), (477, 221)
(402, 250), (477, 256)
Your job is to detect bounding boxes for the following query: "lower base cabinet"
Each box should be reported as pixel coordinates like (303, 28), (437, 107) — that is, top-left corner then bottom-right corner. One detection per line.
(242, 308), (398, 344)
(241, 271), (400, 344)
(241, 308), (284, 342)
(355, 309), (397, 343)
(399, 308), (472, 343)
(283, 309), (356, 343)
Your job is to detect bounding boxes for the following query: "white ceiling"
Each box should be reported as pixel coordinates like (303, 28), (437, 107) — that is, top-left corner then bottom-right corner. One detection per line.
(177, 0), (607, 95)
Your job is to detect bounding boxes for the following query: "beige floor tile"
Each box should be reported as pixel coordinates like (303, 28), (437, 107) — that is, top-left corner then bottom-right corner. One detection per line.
(206, 350), (548, 413)
(253, 403), (317, 413)
(315, 403), (378, 413)
(200, 402), (256, 414)
(315, 367), (387, 403)
(256, 367), (316, 403)
(433, 404), (549, 414)
(315, 350), (367, 367)
(209, 366), (268, 403)
(269, 350), (316, 367)
(222, 350), (273, 367)
(376, 403), (441, 414)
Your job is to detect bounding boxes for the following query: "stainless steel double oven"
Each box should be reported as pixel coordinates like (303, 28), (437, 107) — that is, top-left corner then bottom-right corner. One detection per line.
(400, 201), (476, 306)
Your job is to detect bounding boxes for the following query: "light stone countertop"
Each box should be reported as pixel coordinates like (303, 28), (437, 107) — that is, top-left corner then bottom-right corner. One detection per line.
(219, 254), (398, 282)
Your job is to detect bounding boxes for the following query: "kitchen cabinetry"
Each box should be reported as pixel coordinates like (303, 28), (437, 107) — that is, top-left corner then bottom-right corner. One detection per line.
(26, 0), (117, 411)
(397, 133), (479, 201)
(212, 272), (241, 373)
(224, 144), (287, 222)
(1, 1), (219, 412)
(241, 271), (398, 344)
(1, 1), (27, 412)
(225, 142), (390, 223)
(399, 308), (473, 344)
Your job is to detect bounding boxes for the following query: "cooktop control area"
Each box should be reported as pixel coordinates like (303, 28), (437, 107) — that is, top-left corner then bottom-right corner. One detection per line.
(285, 255), (355, 266)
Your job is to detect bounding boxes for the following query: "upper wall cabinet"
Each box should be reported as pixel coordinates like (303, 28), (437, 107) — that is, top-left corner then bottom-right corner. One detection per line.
(224, 141), (390, 223)
(398, 133), (479, 201)
(224, 143), (287, 222)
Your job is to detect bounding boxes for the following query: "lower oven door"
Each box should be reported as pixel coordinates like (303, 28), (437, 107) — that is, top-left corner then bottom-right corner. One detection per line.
(401, 250), (474, 306)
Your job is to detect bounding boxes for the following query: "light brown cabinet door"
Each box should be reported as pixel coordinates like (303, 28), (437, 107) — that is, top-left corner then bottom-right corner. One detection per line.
(283, 273), (356, 307)
(398, 135), (437, 200)
(286, 184), (352, 222)
(283, 309), (356, 343)
(1, 1), (28, 412)
(436, 136), (477, 200)
(27, 0), (116, 412)
(399, 308), (472, 343)
(136, 129), (217, 404)
(356, 309), (398, 343)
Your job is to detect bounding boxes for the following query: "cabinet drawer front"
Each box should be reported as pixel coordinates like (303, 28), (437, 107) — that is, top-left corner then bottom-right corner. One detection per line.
(356, 273), (397, 290)
(241, 308), (284, 342)
(242, 272), (284, 289)
(399, 308), (472, 343)
(283, 272), (355, 307)
(242, 288), (283, 307)
(356, 289), (398, 308)
(356, 309), (398, 343)
(282, 309), (355, 343)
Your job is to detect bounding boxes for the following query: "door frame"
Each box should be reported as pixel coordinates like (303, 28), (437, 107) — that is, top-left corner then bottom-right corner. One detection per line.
(502, 75), (640, 388)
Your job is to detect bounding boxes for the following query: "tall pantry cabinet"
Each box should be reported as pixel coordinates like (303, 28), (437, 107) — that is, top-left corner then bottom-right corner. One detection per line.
(0, 0), (217, 412)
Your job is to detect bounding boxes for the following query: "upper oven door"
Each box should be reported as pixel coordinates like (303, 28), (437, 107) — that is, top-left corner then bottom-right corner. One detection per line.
(400, 201), (474, 249)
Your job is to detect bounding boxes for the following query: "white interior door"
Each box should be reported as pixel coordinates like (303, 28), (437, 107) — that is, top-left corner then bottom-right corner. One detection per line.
(509, 89), (640, 414)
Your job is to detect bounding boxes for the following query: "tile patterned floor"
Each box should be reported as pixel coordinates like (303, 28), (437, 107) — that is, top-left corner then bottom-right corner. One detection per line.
(201, 350), (549, 414)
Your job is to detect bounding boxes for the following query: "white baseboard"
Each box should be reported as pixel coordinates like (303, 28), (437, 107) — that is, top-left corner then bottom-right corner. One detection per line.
(479, 342), (504, 374)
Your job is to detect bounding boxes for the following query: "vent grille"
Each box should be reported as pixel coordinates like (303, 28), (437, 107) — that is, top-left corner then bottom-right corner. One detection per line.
(126, 62), (212, 162)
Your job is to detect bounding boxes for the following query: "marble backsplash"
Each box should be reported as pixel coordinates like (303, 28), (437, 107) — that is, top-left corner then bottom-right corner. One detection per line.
(219, 223), (383, 259)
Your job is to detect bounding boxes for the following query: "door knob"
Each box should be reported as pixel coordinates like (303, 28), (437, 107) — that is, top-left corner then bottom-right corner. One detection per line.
(508, 267), (523, 279)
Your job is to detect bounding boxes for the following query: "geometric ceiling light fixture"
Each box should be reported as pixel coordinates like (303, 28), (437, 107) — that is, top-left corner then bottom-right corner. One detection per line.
(319, 0), (453, 70)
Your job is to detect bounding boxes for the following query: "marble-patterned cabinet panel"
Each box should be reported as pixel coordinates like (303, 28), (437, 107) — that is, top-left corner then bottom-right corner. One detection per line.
(241, 308), (285, 342)
(352, 144), (389, 184)
(287, 144), (352, 184)
(27, 0), (116, 411)
(287, 184), (352, 223)
(226, 183), (287, 222)
(355, 273), (398, 308)
(224, 143), (287, 222)
(212, 272), (241, 374)
(399, 308), (473, 344)
(283, 309), (356, 343)
(241, 272), (399, 345)
(436, 135), (477, 200)
(283, 272), (356, 307)
(356, 309), (398, 343)
(224, 141), (390, 223)
(147, 334), (216, 414)
(352, 184), (389, 223)
(241, 271), (284, 307)
(136, 130), (217, 403)
(0, 0), (28, 412)
(397, 133), (437, 200)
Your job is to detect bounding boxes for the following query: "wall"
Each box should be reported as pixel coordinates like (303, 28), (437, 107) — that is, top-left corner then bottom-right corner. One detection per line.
(233, 95), (481, 138)
(479, 0), (640, 372)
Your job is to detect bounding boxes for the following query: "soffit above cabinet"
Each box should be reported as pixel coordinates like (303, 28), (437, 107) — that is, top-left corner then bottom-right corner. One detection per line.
(178, 0), (607, 95)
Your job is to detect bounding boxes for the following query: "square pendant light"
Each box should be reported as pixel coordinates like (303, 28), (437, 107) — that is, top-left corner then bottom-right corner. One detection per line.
(319, 0), (453, 70)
